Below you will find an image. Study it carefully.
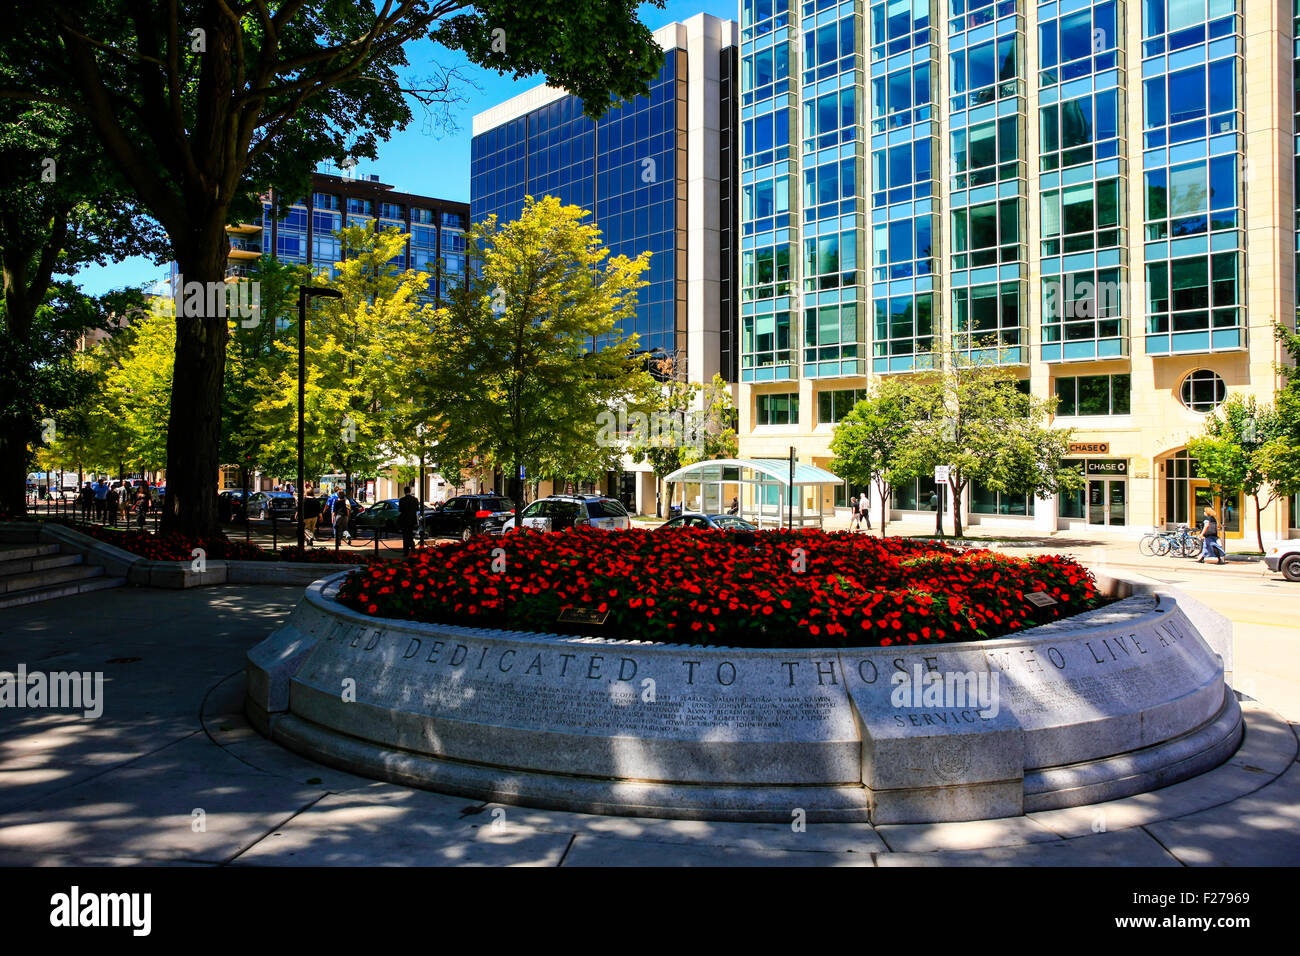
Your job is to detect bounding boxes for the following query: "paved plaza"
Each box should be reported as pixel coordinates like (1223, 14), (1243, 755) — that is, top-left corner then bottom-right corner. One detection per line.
(0, 565), (1296, 866)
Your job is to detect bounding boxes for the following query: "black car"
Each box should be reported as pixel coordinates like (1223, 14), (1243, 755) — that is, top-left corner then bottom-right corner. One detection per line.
(247, 491), (297, 521)
(423, 494), (515, 541)
(217, 490), (248, 519)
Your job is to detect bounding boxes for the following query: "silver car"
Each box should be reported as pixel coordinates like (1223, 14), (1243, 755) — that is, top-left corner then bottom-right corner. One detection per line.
(502, 495), (631, 532)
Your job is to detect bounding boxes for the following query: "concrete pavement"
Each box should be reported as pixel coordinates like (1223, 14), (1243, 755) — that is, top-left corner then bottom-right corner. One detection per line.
(0, 583), (1296, 865)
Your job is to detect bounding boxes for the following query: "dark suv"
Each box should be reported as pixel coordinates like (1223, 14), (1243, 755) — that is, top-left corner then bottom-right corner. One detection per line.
(422, 494), (515, 541)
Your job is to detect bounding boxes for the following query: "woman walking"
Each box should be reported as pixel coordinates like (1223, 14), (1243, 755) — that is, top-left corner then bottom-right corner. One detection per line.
(1197, 507), (1226, 565)
(848, 491), (862, 531)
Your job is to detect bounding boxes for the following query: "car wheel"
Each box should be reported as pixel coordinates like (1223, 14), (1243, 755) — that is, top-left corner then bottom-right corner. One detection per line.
(460, 526), (473, 543)
(1283, 555), (1300, 583)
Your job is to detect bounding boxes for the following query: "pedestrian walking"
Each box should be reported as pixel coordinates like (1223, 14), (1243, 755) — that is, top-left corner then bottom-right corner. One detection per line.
(79, 483), (94, 522)
(94, 478), (108, 522)
(300, 489), (321, 546)
(333, 495), (351, 545)
(398, 486), (419, 555)
(133, 490), (147, 529)
(859, 491), (872, 531)
(1197, 507), (1226, 565)
(105, 484), (120, 527)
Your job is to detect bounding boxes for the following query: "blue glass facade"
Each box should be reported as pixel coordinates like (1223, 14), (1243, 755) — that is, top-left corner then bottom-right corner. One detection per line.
(1140, 0), (1244, 354)
(472, 51), (687, 356)
(870, 0), (938, 371)
(253, 175), (468, 300)
(740, 0), (798, 381)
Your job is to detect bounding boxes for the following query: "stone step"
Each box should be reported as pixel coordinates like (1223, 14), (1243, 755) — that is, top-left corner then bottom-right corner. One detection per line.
(0, 551), (81, 578)
(0, 543), (60, 563)
(0, 574), (125, 609)
(0, 526), (42, 545)
(0, 561), (101, 595)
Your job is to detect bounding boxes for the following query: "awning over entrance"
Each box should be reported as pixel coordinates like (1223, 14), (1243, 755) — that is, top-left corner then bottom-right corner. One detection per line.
(661, 458), (843, 529)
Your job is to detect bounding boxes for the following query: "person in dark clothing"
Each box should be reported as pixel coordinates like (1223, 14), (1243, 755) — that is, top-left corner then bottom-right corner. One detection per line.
(105, 485), (120, 527)
(300, 490), (321, 546)
(398, 486), (419, 555)
(79, 483), (94, 522)
(1198, 507), (1226, 564)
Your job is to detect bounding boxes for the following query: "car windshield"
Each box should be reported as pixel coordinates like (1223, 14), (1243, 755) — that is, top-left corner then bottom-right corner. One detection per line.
(586, 499), (628, 518)
(486, 498), (513, 511)
(709, 515), (756, 530)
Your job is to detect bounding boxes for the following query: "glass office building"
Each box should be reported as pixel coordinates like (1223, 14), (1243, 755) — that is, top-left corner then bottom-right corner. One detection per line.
(738, 0), (1297, 544)
(473, 14), (738, 384)
(471, 14), (740, 513)
(233, 171), (469, 301)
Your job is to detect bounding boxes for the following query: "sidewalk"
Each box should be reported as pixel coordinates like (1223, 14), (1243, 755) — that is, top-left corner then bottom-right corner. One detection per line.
(0, 585), (1296, 866)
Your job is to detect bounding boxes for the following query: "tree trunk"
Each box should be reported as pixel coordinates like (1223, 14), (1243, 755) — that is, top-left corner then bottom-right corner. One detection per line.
(951, 479), (964, 537)
(878, 483), (887, 538)
(509, 463), (523, 533)
(1255, 493), (1265, 554)
(160, 247), (229, 537)
(0, 413), (34, 516)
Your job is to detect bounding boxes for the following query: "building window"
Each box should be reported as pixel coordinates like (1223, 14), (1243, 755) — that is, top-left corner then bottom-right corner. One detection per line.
(804, 302), (863, 377)
(873, 293), (934, 369)
(951, 114), (1020, 189)
(948, 31), (1020, 110)
(1042, 268), (1126, 358)
(802, 229), (860, 291)
(969, 481), (1035, 516)
(741, 308), (792, 372)
(1145, 252), (1243, 354)
(1164, 448), (1200, 525)
(1054, 374), (1131, 416)
(1039, 1), (1119, 88)
(346, 197), (373, 217)
(756, 392), (799, 426)
(1040, 179), (1122, 255)
(1178, 369), (1227, 412)
(893, 476), (939, 511)
(817, 389), (866, 424)
(870, 0), (932, 60)
(871, 61), (932, 132)
(1039, 90), (1121, 172)
(950, 197), (1022, 269)
(951, 282), (1025, 359)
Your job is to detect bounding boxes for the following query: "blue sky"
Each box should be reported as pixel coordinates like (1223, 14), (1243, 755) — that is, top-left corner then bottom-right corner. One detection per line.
(73, 1), (739, 295)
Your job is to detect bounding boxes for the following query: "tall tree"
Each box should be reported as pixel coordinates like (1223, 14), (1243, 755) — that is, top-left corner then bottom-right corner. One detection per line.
(0, 84), (163, 514)
(428, 196), (653, 529)
(251, 226), (433, 494)
(889, 346), (1081, 536)
(5, 0), (667, 534)
(1189, 394), (1300, 553)
(829, 377), (912, 536)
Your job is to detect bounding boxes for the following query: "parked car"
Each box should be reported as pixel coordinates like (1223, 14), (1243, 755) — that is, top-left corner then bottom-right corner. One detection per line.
(353, 499), (403, 533)
(657, 512), (757, 532)
(1265, 541), (1300, 582)
(501, 495), (631, 533)
(423, 494), (515, 541)
(247, 490), (297, 521)
(217, 490), (247, 520)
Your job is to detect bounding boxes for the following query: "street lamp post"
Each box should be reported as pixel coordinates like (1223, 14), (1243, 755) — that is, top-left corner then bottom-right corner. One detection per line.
(298, 285), (343, 550)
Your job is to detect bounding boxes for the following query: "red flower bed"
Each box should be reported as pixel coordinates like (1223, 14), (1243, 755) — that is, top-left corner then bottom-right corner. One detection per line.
(335, 528), (1102, 648)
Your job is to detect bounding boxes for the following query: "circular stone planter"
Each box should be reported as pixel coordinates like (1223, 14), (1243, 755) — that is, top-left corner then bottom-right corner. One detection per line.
(245, 569), (1241, 824)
